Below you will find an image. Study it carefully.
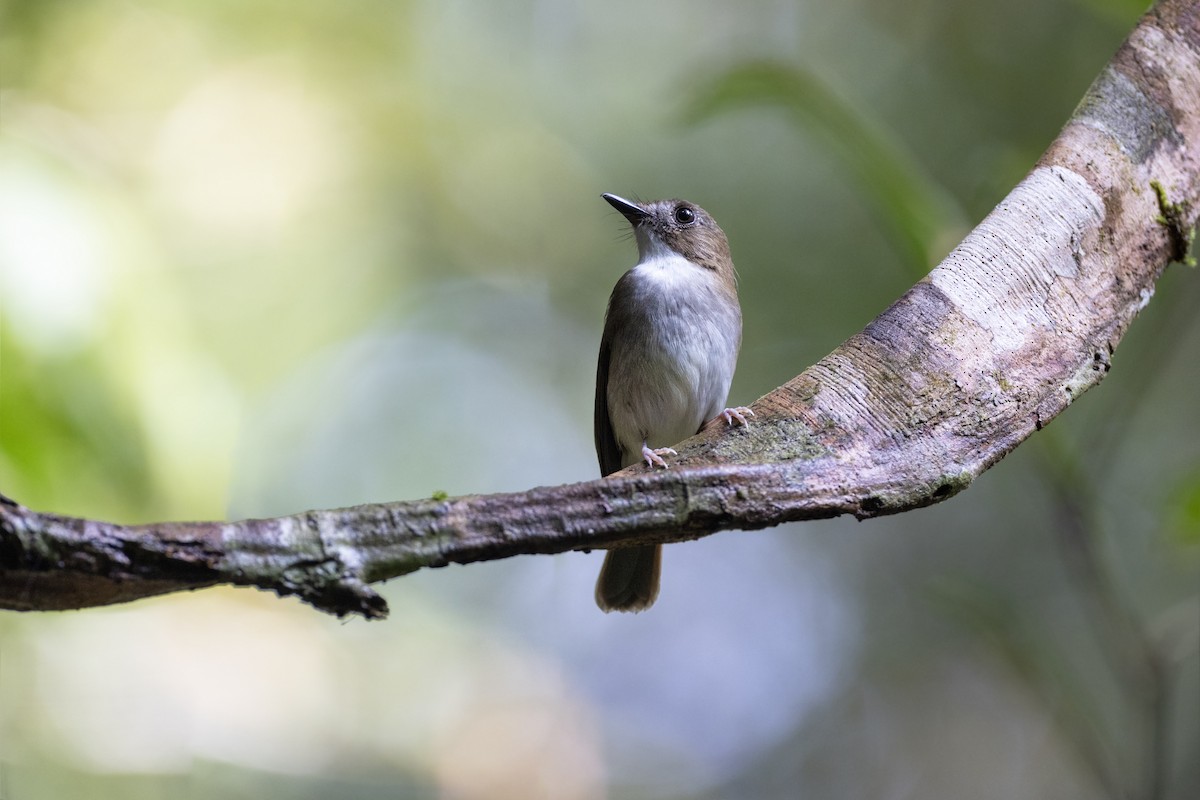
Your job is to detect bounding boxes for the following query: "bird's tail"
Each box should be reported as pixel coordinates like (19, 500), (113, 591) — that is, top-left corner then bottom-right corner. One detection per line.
(594, 545), (661, 612)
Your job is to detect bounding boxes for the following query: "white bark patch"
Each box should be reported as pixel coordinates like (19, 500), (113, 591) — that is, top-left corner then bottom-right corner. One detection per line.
(929, 165), (1104, 352)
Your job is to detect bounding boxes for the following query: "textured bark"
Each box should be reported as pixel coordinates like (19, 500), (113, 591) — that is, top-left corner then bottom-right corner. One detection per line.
(2, 0), (1198, 619)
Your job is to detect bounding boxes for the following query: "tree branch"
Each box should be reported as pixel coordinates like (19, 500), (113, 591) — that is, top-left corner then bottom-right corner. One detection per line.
(3, 0), (1198, 620)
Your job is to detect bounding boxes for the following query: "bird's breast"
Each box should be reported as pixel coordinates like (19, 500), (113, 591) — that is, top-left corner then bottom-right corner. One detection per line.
(604, 257), (741, 463)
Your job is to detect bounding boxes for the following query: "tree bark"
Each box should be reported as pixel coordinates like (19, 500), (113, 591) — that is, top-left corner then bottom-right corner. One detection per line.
(2, 0), (1198, 620)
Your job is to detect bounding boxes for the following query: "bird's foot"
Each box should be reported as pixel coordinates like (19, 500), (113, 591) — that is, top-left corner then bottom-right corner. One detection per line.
(721, 406), (755, 427)
(641, 444), (677, 468)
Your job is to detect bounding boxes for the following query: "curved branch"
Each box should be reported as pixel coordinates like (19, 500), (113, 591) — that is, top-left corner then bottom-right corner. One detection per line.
(3, 0), (1198, 619)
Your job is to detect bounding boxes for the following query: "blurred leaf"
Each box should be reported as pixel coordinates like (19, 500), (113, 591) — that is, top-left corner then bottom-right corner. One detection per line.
(1167, 466), (1200, 547)
(926, 576), (1038, 681)
(1066, 0), (1154, 28)
(682, 61), (968, 280)
(925, 576), (1122, 795)
(0, 336), (155, 520)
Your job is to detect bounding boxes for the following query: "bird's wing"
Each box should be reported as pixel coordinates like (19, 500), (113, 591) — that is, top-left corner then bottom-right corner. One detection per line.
(594, 327), (624, 477)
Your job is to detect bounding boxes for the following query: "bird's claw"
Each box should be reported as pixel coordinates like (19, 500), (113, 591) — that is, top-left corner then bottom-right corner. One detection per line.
(641, 444), (678, 468)
(721, 406), (755, 427)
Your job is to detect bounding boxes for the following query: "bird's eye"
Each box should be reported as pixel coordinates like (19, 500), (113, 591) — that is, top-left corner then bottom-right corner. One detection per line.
(674, 206), (696, 225)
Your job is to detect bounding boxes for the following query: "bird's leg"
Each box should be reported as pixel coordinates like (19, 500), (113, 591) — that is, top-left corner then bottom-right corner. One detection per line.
(641, 442), (677, 468)
(720, 407), (755, 427)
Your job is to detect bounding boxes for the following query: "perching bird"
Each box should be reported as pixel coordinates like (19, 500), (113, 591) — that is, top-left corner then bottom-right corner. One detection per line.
(594, 193), (751, 612)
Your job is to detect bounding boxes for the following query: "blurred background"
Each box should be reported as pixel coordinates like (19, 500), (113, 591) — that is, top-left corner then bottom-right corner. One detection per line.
(1, 0), (1197, 797)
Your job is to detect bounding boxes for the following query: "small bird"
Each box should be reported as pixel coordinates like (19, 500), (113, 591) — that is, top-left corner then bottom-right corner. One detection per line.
(594, 193), (751, 612)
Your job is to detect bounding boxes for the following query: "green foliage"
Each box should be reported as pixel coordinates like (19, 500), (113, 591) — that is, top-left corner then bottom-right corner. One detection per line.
(0, 335), (155, 520)
(1169, 469), (1200, 547)
(683, 61), (968, 279)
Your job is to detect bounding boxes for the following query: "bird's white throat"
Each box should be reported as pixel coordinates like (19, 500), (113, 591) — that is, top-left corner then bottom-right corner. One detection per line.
(632, 231), (708, 291)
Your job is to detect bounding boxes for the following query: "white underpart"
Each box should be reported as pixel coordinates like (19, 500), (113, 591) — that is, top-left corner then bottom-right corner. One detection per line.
(606, 231), (740, 469)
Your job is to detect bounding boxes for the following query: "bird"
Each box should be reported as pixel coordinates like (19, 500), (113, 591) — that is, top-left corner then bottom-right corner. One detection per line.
(594, 192), (751, 612)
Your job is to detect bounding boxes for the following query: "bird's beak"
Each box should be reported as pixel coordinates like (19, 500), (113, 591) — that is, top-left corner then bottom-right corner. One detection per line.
(602, 193), (649, 225)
